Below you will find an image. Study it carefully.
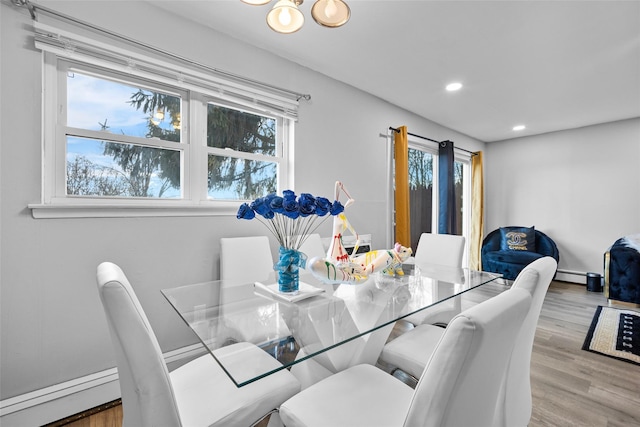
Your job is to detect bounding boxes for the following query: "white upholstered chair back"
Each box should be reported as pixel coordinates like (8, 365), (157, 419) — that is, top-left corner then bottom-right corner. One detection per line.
(96, 262), (182, 427)
(405, 233), (466, 326)
(298, 233), (326, 260)
(220, 236), (273, 283)
(97, 262), (302, 427)
(494, 256), (557, 427)
(414, 232), (466, 267)
(406, 288), (532, 427)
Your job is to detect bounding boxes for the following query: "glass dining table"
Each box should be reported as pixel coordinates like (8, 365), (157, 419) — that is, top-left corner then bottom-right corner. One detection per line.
(161, 261), (503, 387)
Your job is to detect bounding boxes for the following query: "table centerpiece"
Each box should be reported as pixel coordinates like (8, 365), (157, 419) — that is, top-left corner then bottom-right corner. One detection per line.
(237, 189), (344, 294)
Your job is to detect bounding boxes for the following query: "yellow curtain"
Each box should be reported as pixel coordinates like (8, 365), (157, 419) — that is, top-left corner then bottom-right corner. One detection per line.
(470, 151), (484, 270)
(394, 126), (410, 247)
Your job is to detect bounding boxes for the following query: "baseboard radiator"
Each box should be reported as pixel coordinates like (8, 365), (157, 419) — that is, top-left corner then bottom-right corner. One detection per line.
(555, 268), (591, 284)
(0, 343), (206, 426)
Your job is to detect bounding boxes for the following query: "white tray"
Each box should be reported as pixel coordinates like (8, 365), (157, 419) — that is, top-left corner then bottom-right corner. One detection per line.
(254, 281), (325, 302)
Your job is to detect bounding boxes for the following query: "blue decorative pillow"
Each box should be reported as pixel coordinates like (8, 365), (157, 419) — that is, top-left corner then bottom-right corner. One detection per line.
(500, 226), (536, 252)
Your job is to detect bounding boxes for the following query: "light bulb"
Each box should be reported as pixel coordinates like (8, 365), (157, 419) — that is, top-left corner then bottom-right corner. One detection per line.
(279, 8), (292, 26)
(311, 0), (350, 28)
(446, 82), (463, 92)
(267, 0), (304, 34)
(324, 0), (337, 18)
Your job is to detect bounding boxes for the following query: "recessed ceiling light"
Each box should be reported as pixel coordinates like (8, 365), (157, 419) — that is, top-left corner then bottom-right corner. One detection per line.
(446, 82), (463, 92)
(513, 125), (526, 131)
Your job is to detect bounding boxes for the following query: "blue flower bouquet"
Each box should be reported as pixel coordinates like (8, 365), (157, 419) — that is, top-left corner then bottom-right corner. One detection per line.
(237, 190), (344, 294)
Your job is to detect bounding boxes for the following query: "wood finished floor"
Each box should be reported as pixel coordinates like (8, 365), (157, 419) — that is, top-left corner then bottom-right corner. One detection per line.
(50, 281), (639, 427)
(527, 281), (639, 427)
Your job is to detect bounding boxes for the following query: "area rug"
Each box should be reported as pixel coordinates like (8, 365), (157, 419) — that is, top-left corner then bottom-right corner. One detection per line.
(582, 305), (640, 365)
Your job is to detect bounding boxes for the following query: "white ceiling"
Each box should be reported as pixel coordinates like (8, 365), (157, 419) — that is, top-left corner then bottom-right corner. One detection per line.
(151, 0), (640, 142)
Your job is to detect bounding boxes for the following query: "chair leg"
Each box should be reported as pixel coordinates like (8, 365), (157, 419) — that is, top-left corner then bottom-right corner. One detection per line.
(389, 367), (419, 387)
(251, 408), (280, 427)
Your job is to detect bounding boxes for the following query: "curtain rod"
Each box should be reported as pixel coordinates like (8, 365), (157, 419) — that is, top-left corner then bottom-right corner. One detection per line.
(10, 0), (311, 102)
(388, 127), (477, 156)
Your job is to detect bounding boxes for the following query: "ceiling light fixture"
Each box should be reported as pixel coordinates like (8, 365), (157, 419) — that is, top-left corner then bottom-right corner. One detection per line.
(446, 82), (463, 92)
(512, 125), (526, 131)
(243, 0), (351, 34)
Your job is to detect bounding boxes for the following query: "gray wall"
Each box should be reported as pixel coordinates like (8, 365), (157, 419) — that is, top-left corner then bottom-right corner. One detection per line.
(485, 118), (640, 278)
(0, 0), (484, 408)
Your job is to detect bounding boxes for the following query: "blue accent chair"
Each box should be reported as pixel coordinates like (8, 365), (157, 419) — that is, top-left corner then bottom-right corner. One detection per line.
(481, 227), (559, 281)
(604, 235), (640, 304)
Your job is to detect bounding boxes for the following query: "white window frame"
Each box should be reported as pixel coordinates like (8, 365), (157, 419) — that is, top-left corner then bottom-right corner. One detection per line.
(29, 22), (298, 219)
(50, 59), (191, 204)
(199, 96), (292, 202)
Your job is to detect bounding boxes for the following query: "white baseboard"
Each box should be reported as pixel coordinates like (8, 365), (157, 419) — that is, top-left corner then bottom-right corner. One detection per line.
(555, 269), (588, 284)
(0, 343), (206, 426)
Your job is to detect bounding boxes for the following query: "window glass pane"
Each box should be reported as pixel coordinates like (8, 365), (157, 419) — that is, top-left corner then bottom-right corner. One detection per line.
(67, 72), (181, 142)
(207, 104), (276, 155)
(207, 154), (277, 200)
(408, 148), (433, 253)
(66, 137), (181, 198)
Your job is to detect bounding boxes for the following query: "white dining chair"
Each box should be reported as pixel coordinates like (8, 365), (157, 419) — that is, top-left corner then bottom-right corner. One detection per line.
(220, 235), (295, 347)
(279, 287), (532, 427)
(413, 232), (466, 266)
(404, 233), (466, 327)
(380, 256), (557, 425)
(96, 262), (300, 427)
(494, 256), (558, 427)
(220, 235), (274, 283)
(297, 233), (326, 260)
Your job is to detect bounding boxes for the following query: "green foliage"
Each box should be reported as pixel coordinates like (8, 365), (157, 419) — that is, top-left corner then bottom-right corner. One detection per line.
(115, 90), (182, 194)
(75, 86), (278, 199)
(101, 142), (179, 197)
(206, 104), (277, 199)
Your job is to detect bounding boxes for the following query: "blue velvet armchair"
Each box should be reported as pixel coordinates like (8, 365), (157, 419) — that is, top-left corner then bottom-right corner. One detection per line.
(481, 227), (559, 281)
(604, 234), (640, 304)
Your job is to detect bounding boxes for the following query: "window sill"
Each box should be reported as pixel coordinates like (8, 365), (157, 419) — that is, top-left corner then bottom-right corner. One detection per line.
(28, 202), (239, 219)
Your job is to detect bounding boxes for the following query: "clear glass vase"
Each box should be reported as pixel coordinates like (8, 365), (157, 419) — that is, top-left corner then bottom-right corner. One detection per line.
(276, 246), (306, 294)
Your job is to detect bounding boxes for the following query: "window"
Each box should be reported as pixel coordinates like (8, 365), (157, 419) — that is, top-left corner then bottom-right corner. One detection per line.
(205, 104), (284, 200)
(31, 22), (300, 218)
(64, 66), (184, 199)
(408, 147), (434, 243)
(406, 142), (471, 256)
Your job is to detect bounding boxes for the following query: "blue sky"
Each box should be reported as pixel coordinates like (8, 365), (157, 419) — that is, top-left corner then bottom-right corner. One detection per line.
(66, 72), (181, 198)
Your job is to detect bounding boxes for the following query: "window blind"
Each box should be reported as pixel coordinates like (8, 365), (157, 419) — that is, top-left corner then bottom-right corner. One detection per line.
(33, 21), (302, 121)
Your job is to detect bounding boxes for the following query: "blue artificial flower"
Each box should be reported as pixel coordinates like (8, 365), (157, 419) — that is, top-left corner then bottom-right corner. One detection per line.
(282, 190), (296, 201)
(269, 195), (285, 213)
(315, 197), (331, 216)
(330, 200), (345, 216)
(250, 197), (273, 218)
(283, 206), (300, 219)
(298, 193), (317, 217)
(264, 193), (277, 206)
(282, 190), (300, 218)
(236, 203), (255, 220)
(237, 187), (346, 249)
